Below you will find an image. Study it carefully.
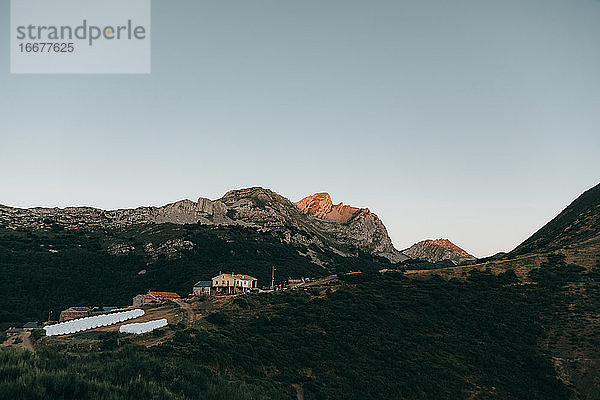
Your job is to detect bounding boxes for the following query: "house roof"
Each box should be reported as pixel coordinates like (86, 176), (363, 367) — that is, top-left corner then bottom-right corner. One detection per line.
(213, 273), (257, 281)
(63, 307), (90, 312)
(213, 273), (235, 279)
(234, 274), (257, 281)
(148, 291), (181, 298)
(194, 281), (213, 287)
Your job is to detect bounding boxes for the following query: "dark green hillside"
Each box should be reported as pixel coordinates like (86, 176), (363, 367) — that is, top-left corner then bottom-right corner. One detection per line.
(0, 224), (387, 323)
(2, 263), (594, 399)
(512, 182), (600, 256)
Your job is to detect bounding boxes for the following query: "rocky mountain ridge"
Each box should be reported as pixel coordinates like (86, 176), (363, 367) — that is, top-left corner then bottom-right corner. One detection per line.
(0, 187), (406, 263)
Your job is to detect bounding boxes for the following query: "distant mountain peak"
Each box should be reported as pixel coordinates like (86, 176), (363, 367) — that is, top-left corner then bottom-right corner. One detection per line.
(427, 239), (474, 258)
(292, 192), (405, 262)
(221, 186), (280, 201)
(403, 238), (475, 265)
(295, 192), (370, 223)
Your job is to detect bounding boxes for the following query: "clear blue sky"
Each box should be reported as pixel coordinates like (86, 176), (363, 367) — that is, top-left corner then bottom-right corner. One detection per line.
(1, 0), (599, 257)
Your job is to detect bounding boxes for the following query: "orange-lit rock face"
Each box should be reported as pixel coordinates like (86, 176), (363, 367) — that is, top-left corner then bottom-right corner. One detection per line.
(428, 239), (474, 258)
(403, 238), (476, 264)
(295, 193), (367, 223)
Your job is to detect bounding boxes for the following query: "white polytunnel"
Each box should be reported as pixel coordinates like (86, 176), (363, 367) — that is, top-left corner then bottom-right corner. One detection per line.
(43, 309), (145, 336)
(119, 319), (168, 334)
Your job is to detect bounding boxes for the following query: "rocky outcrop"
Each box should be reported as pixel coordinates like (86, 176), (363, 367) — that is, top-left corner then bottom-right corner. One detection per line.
(0, 187), (407, 264)
(295, 192), (406, 262)
(144, 239), (195, 261)
(296, 193), (364, 223)
(0, 198), (233, 230)
(403, 239), (476, 265)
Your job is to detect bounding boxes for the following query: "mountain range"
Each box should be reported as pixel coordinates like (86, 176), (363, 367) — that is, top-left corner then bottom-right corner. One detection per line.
(0, 188), (407, 264)
(2, 182), (598, 319)
(0, 188), (480, 267)
(4, 181), (598, 273)
(1, 182), (600, 399)
(0, 188), (410, 322)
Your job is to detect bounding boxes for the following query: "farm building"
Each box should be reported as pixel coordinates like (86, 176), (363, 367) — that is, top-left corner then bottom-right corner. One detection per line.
(23, 322), (41, 330)
(193, 281), (212, 297)
(59, 307), (91, 322)
(133, 294), (157, 307)
(133, 291), (181, 307)
(212, 273), (258, 295)
(149, 291), (181, 301)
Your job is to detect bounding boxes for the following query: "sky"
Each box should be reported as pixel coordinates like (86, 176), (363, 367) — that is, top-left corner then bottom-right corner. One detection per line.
(1, 0), (599, 257)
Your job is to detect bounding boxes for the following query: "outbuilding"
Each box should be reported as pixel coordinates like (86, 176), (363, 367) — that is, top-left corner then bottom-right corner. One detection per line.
(133, 291), (181, 306)
(193, 281), (212, 297)
(59, 306), (91, 322)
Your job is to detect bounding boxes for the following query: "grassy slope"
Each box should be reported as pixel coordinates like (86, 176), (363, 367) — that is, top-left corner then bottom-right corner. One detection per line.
(3, 259), (594, 399)
(512, 183), (600, 256)
(0, 224), (388, 323)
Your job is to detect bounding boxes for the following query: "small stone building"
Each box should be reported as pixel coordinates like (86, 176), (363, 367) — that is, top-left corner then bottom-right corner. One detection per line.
(193, 281), (212, 296)
(133, 291), (181, 307)
(59, 306), (91, 322)
(133, 294), (157, 307)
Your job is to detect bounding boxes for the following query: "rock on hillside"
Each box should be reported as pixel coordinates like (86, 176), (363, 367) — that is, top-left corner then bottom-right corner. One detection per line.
(403, 239), (476, 265)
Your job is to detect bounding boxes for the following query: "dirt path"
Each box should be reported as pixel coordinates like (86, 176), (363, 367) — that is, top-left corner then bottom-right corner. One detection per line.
(296, 275), (337, 288)
(1, 332), (34, 351)
(21, 332), (33, 351)
(292, 384), (304, 400)
(174, 300), (197, 325)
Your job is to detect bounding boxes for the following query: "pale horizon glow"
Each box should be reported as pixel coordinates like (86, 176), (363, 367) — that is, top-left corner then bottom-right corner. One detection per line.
(1, 0), (599, 258)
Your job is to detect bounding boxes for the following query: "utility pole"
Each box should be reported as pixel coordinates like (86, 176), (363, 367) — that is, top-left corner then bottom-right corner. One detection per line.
(271, 266), (276, 290)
